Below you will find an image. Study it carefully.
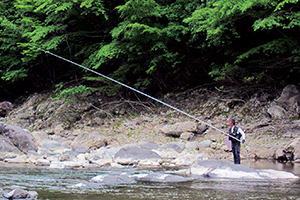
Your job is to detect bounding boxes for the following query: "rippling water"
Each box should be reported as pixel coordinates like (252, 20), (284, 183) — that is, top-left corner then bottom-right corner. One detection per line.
(0, 161), (300, 200)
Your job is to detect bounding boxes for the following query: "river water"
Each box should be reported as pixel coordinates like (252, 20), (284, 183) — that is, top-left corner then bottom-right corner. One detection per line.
(0, 161), (300, 200)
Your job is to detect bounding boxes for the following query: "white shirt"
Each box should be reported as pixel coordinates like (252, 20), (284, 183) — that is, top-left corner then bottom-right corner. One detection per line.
(230, 126), (246, 140)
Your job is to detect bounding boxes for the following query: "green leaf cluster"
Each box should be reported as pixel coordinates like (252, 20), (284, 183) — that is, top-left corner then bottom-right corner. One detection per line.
(185, 0), (300, 84)
(54, 83), (95, 102)
(1, 0), (300, 101)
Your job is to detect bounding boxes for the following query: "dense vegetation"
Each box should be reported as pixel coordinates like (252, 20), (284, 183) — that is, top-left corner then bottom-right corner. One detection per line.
(1, 0), (300, 102)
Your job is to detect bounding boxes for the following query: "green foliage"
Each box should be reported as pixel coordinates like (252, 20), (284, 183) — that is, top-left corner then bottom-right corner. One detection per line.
(54, 83), (95, 102)
(85, 0), (195, 92)
(0, 3), (28, 84)
(1, 0), (116, 99)
(185, 0), (300, 83)
(1, 0), (300, 101)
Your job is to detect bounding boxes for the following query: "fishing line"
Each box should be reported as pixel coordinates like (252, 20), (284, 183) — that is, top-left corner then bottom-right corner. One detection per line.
(28, 44), (247, 146)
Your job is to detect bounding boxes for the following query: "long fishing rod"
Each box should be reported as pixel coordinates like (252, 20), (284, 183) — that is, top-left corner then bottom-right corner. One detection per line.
(28, 44), (246, 145)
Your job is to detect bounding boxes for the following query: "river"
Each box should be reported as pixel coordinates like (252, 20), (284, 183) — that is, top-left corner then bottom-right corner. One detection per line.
(0, 160), (300, 200)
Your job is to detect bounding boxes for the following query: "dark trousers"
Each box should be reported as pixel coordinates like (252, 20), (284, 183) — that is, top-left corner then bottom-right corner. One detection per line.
(231, 141), (241, 164)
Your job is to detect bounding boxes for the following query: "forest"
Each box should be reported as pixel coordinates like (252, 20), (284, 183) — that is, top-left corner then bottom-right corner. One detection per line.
(0, 0), (300, 102)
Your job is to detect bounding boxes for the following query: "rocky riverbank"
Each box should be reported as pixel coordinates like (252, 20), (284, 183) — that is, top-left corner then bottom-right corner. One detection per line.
(1, 85), (300, 170)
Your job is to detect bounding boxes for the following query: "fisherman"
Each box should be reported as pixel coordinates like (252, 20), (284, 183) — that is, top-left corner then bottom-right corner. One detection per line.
(227, 118), (245, 164)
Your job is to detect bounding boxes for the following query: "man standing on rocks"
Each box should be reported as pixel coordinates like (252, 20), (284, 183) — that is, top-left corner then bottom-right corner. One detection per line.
(227, 118), (246, 164)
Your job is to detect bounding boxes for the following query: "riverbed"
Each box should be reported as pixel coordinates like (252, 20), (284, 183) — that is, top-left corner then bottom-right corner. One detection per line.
(1, 161), (300, 200)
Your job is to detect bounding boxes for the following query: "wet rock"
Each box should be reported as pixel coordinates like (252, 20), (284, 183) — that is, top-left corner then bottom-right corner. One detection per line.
(188, 159), (299, 179)
(2, 188), (38, 199)
(4, 155), (29, 164)
(90, 174), (135, 185)
(283, 146), (295, 161)
(275, 149), (288, 162)
(133, 172), (193, 183)
(286, 138), (300, 161)
(35, 159), (51, 166)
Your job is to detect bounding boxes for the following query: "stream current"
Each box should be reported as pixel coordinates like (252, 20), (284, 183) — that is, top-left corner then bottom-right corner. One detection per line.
(0, 160), (300, 200)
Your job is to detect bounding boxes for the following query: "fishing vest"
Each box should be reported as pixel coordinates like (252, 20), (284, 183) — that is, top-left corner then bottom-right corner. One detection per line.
(228, 126), (241, 141)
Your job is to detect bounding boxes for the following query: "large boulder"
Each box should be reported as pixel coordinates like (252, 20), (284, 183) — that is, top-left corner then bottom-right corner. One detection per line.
(133, 172), (193, 183)
(41, 139), (69, 151)
(90, 174), (135, 185)
(0, 122), (37, 154)
(71, 142), (90, 153)
(0, 101), (13, 117)
(72, 131), (107, 149)
(268, 85), (300, 118)
(114, 145), (162, 165)
(2, 188), (38, 199)
(285, 138), (300, 162)
(188, 159), (298, 180)
(160, 121), (197, 137)
(0, 135), (23, 154)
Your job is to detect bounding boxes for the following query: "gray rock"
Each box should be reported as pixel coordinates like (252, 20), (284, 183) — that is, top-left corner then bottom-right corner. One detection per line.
(180, 132), (194, 140)
(188, 159), (298, 179)
(286, 138), (300, 161)
(114, 146), (161, 165)
(42, 140), (68, 150)
(72, 131), (107, 149)
(0, 101), (13, 116)
(196, 124), (209, 134)
(161, 142), (185, 153)
(160, 121), (197, 137)
(59, 151), (78, 161)
(1, 123), (37, 153)
(267, 105), (287, 119)
(185, 141), (198, 150)
(2, 188), (38, 199)
(90, 174), (135, 185)
(198, 139), (212, 148)
(36, 159), (51, 166)
(139, 141), (159, 150)
(133, 172), (193, 183)
(71, 142), (90, 153)
(275, 85), (300, 118)
(0, 135), (23, 154)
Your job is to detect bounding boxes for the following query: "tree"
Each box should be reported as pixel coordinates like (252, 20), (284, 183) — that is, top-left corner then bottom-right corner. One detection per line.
(0, 1), (29, 100)
(0, 0), (117, 100)
(84, 0), (204, 95)
(184, 0), (300, 85)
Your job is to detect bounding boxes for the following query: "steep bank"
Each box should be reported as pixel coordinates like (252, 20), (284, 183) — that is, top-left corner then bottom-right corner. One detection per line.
(2, 85), (300, 164)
